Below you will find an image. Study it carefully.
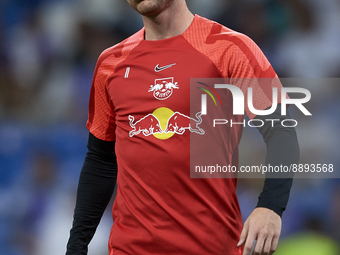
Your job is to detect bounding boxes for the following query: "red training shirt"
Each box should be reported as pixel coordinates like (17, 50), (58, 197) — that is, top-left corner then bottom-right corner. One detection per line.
(86, 15), (282, 255)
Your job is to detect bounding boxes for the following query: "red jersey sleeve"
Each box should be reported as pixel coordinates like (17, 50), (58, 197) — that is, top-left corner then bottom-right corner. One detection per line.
(86, 50), (117, 141)
(86, 29), (144, 141)
(183, 16), (283, 120)
(225, 33), (283, 120)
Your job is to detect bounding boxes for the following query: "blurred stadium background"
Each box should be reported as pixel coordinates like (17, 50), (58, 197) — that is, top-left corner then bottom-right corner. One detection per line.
(0, 0), (339, 254)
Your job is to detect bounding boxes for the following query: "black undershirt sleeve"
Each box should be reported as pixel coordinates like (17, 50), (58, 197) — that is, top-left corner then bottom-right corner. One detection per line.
(66, 133), (117, 255)
(254, 104), (300, 217)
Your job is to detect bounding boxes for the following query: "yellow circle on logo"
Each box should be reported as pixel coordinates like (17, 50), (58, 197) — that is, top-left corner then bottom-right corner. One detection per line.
(152, 107), (175, 140)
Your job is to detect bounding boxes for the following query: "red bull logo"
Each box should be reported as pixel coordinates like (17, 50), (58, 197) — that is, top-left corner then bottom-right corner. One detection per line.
(164, 112), (205, 135)
(129, 107), (205, 139)
(148, 77), (179, 100)
(128, 114), (162, 137)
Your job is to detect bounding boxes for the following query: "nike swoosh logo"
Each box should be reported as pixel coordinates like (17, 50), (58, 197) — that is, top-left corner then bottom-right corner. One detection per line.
(154, 63), (176, 72)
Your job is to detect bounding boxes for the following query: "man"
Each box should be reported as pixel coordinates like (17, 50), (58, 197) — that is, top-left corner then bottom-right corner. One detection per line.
(66, 1), (299, 254)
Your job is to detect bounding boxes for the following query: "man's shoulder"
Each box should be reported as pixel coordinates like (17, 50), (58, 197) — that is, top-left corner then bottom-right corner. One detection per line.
(96, 28), (145, 69)
(193, 15), (258, 51)
(189, 15), (272, 77)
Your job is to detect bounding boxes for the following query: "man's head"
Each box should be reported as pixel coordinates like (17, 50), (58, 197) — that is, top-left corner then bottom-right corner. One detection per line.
(126, 0), (176, 17)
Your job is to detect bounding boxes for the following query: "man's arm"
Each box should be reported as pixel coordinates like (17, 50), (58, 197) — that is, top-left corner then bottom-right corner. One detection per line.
(66, 133), (117, 255)
(237, 105), (299, 255)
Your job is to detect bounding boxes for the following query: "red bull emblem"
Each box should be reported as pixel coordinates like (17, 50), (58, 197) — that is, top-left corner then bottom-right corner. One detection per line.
(128, 108), (205, 139)
(128, 114), (162, 137)
(164, 112), (205, 135)
(148, 77), (179, 100)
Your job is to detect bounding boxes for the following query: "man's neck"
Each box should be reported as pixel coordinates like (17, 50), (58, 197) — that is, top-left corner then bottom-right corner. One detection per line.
(142, 2), (194, 41)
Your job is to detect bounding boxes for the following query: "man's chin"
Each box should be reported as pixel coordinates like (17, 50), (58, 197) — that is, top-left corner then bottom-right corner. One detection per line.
(133, 0), (172, 17)
(137, 7), (160, 17)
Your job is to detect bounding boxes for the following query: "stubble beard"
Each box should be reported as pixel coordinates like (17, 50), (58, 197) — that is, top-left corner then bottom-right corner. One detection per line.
(129, 0), (175, 17)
